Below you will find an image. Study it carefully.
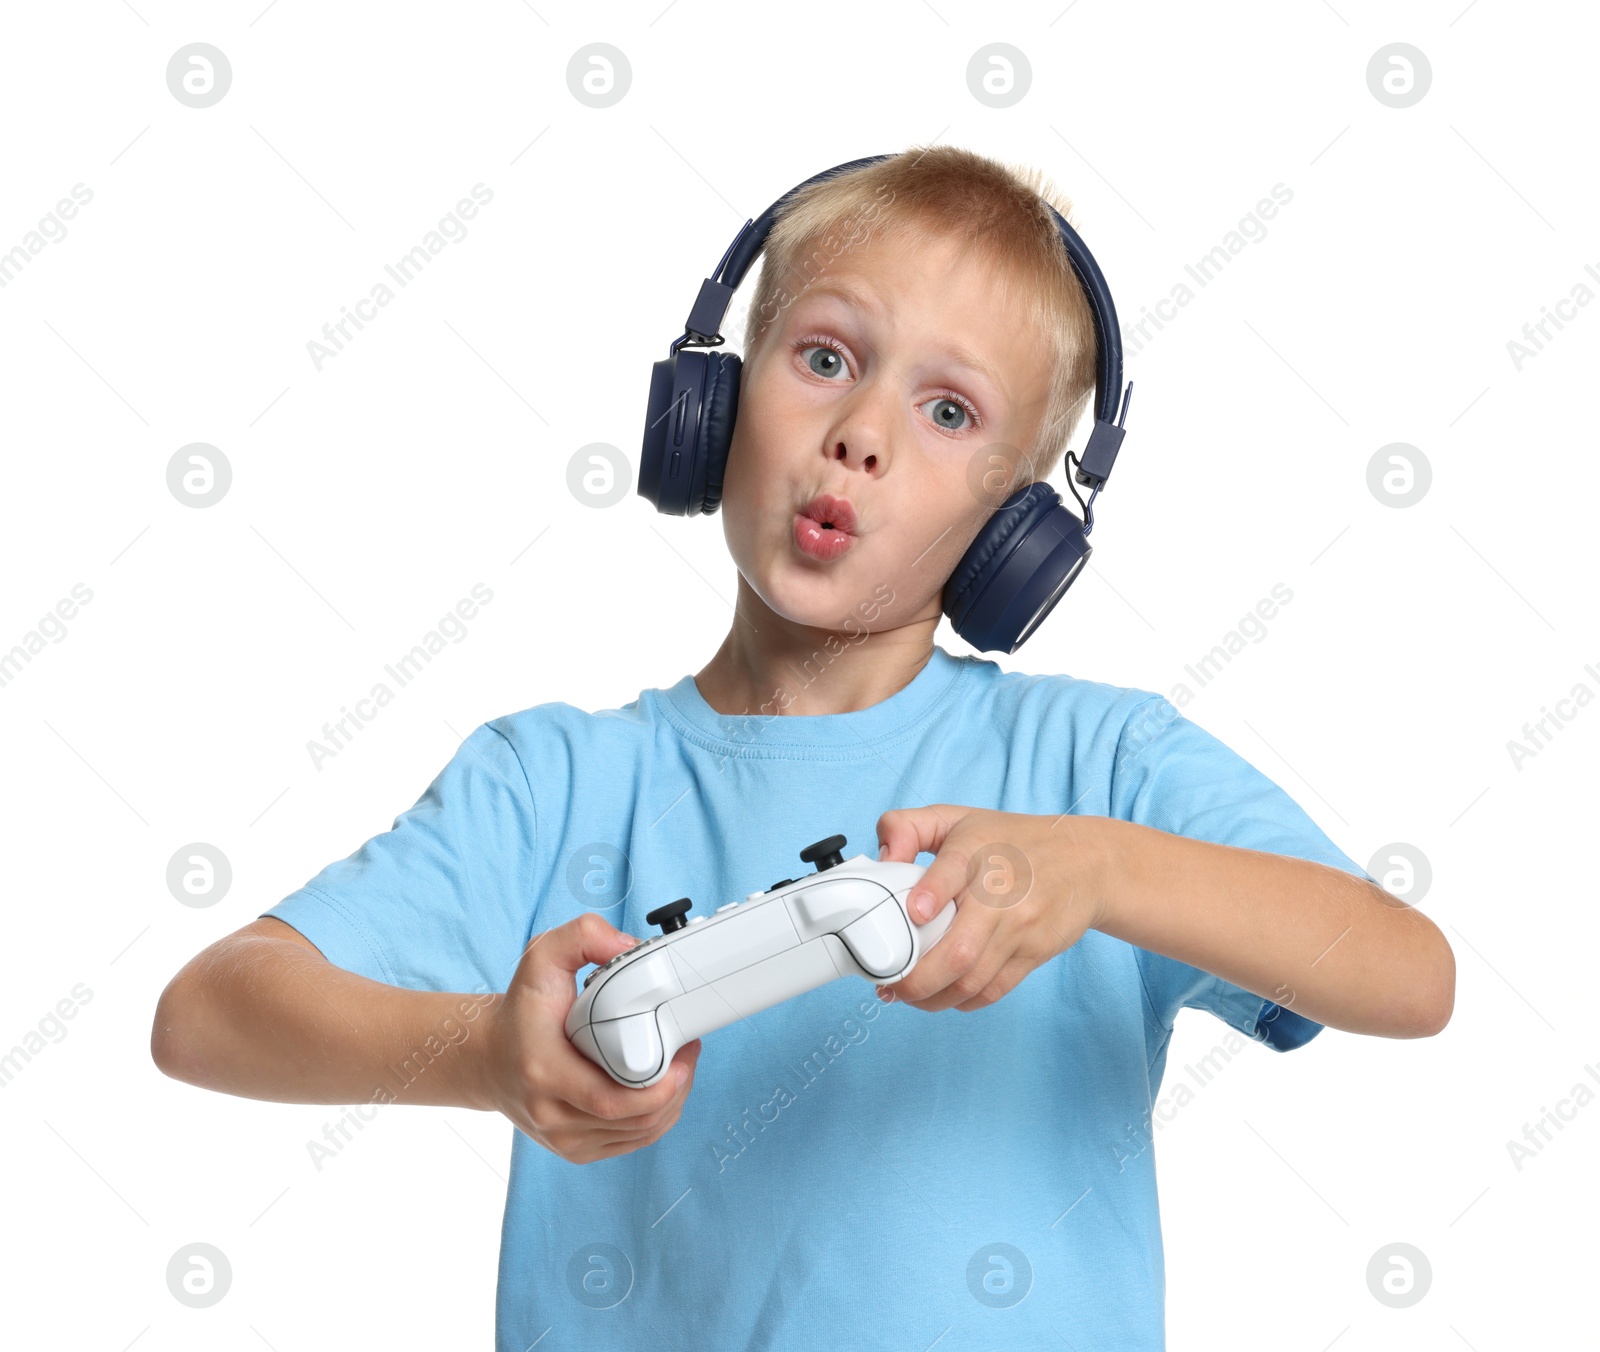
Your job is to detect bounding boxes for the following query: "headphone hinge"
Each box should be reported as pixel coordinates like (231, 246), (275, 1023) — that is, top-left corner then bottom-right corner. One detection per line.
(1074, 419), (1125, 489)
(684, 277), (734, 346)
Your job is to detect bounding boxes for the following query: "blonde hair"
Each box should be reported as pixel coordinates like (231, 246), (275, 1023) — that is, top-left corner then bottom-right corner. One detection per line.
(740, 143), (1100, 484)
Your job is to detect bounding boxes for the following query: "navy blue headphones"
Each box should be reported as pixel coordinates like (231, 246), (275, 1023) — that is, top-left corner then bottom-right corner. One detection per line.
(637, 153), (1133, 654)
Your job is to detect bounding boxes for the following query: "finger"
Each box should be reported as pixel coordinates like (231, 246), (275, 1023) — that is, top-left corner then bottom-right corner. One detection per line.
(879, 806), (984, 927)
(880, 899), (998, 1006)
(569, 1077), (693, 1137)
(953, 956), (1035, 1013)
(914, 942), (1016, 1014)
(589, 1052), (698, 1134)
(569, 1060), (697, 1134)
(564, 912), (642, 969)
(553, 1036), (690, 1121)
(563, 1035), (701, 1123)
(522, 914), (640, 995)
(876, 804), (961, 865)
(586, 1111), (684, 1161)
(582, 1091), (690, 1138)
(913, 838), (985, 927)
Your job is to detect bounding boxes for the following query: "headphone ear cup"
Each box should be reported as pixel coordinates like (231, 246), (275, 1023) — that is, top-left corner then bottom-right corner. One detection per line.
(943, 481), (1092, 654)
(638, 352), (690, 515)
(696, 350), (741, 516)
(637, 349), (742, 516)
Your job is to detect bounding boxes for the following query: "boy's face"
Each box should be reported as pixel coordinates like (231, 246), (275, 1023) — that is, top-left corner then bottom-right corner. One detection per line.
(721, 229), (1054, 636)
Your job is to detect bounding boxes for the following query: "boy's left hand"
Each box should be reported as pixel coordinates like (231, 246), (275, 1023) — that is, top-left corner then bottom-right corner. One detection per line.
(874, 805), (1109, 1013)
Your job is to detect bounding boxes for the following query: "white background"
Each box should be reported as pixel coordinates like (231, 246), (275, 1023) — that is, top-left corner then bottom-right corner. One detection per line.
(1, 1), (1594, 1347)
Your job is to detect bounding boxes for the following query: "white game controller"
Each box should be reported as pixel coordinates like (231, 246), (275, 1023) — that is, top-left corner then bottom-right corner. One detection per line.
(565, 835), (956, 1088)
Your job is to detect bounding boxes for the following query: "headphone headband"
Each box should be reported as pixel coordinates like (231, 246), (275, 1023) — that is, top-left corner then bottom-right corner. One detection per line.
(674, 152), (1131, 491)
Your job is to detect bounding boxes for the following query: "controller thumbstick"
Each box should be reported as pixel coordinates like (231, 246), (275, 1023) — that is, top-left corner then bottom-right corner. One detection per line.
(645, 897), (693, 934)
(799, 834), (847, 872)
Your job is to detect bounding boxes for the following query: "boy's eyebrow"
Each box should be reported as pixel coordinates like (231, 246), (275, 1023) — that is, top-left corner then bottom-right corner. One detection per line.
(795, 277), (1011, 401)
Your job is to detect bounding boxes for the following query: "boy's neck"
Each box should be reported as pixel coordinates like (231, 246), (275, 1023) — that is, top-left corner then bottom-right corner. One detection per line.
(693, 579), (941, 717)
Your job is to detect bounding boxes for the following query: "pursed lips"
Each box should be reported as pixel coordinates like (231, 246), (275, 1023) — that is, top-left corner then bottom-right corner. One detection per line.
(793, 492), (859, 561)
(799, 493), (858, 534)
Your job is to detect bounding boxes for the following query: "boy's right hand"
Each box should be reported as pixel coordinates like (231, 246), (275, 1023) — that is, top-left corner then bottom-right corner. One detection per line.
(480, 914), (702, 1165)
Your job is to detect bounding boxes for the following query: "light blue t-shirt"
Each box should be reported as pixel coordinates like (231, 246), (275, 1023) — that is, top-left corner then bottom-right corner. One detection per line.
(266, 644), (1367, 1350)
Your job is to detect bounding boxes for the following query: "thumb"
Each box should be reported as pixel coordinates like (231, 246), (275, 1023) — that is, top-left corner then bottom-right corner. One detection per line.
(513, 914), (638, 1002)
(879, 805), (974, 924)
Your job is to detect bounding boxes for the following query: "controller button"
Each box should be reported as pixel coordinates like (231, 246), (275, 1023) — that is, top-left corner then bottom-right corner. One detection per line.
(720, 902), (743, 912)
(646, 897), (693, 934)
(799, 835), (847, 872)
(767, 877), (795, 893)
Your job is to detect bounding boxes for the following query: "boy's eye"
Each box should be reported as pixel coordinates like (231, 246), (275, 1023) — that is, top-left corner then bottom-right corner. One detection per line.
(801, 344), (847, 379)
(919, 396), (973, 432)
(795, 337), (981, 434)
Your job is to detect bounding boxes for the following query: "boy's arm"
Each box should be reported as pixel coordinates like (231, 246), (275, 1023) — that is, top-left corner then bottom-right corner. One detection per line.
(151, 917), (500, 1109)
(151, 915), (703, 1163)
(1089, 816), (1455, 1039)
(877, 807), (1453, 1039)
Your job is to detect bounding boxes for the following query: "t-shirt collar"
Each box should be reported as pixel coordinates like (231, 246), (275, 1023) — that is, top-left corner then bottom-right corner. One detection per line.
(655, 643), (969, 758)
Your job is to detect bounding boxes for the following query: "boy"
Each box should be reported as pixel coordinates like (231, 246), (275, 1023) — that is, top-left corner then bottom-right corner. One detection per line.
(152, 145), (1454, 1350)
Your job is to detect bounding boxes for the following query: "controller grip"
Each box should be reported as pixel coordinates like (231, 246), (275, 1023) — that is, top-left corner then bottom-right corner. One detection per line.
(837, 892), (957, 982)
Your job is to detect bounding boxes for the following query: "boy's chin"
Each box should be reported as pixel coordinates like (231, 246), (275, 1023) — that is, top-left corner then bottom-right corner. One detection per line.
(749, 564), (877, 633)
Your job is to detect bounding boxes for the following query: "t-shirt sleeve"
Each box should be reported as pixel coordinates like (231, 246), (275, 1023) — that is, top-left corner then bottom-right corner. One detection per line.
(262, 721), (539, 996)
(1107, 694), (1372, 1053)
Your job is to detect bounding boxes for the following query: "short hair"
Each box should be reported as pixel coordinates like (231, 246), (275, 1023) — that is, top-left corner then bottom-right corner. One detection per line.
(739, 143), (1100, 485)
